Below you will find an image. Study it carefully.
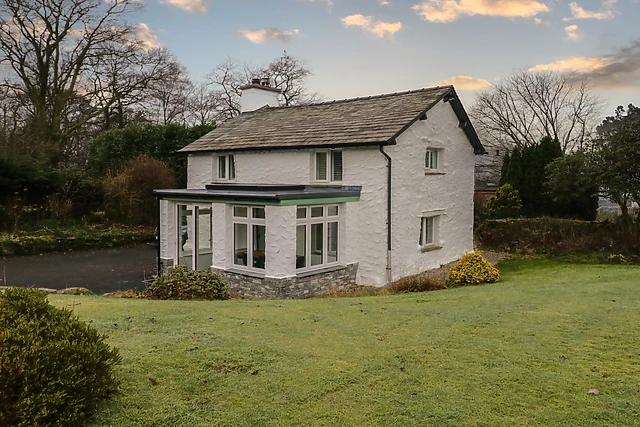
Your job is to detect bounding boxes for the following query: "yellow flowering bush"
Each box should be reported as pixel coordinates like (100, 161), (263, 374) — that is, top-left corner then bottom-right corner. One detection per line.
(447, 250), (500, 286)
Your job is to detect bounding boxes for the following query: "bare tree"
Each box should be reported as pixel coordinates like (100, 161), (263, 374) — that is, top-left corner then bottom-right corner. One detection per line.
(143, 58), (193, 125)
(187, 82), (219, 126)
(471, 70), (602, 153)
(206, 53), (317, 122)
(0, 0), (169, 161)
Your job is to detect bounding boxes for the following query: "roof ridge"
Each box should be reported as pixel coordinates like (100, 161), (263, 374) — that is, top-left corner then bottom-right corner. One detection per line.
(274, 85), (453, 109)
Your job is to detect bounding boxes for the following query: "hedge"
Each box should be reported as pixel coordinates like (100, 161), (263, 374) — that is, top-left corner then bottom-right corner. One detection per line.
(0, 225), (154, 256)
(475, 218), (626, 255)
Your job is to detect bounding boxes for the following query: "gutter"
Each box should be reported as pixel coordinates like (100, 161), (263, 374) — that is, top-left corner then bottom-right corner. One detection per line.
(378, 144), (392, 285)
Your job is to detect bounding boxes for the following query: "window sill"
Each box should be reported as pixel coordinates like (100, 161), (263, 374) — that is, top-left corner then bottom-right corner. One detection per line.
(424, 170), (445, 175)
(420, 245), (443, 253)
(296, 264), (345, 278)
(226, 267), (265, 278)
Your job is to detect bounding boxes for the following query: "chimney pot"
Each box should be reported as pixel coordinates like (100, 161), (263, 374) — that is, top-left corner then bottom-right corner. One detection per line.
(251, 78), (260, 85)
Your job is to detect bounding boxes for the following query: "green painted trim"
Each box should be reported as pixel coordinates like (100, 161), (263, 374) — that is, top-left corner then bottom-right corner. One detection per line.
(161, 197), (280, 205)
(160, 196), (360, 206)
(281, 196), (360, 206)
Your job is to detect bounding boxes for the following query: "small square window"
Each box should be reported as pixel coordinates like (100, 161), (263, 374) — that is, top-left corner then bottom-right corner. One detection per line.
(233, 206), (247, 218)
(425, 149), (439, 170)
(252, 207), (265, 219)
(328, 205), (338, 216)
(297, 207), (307, 219)
(311, 207), (324, 218)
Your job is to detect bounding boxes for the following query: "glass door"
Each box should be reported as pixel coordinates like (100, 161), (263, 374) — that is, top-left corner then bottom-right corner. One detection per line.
(177, 204), (212, 270)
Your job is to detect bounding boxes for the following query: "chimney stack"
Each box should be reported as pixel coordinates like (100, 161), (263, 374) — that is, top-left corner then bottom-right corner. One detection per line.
(239, 77), (281, 113)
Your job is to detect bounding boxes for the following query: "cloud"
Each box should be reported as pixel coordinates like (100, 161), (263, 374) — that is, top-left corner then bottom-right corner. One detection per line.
(529, 56), (611, 72)
(297, 0), (333, 10)
(411, 0), (549, 23)
(563, 0), (616, 21)
(163, 0), (207, 12)
(380, 0), (392, 5)
(534, 17), (549, 25)
(238, 28), (300, 44)
(137, 23), (161, 49)
(529, 40), (640, 89)
(435, 75), (492, 90)
(341, 14), (402, 38)
(564, 24), (582, 41)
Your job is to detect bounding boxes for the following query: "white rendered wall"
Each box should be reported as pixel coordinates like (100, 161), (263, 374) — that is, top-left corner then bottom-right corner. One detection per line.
(386, 101), (475, 279)
(241, 87), (280, 113)
(265, 205), (296, 278)
(187, 155), (212, 189)
(159, 200), (176, 260)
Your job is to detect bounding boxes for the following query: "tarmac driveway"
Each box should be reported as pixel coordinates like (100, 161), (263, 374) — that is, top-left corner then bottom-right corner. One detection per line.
(0, 245), (157, 294)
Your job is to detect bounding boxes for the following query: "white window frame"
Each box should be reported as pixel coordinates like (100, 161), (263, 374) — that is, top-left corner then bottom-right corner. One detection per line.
(232, 205), (266, 271)
(176, 203), (213, 270)
(425, 148), (443, 174)
(314, 150), (343, 183)
(419, 209), (444, 251)
(216, 154), (236, 181)
(296, 204), (340, 271)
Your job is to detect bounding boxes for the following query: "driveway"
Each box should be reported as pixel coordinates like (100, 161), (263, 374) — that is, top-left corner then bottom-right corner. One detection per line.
(0, 245), (158, 294)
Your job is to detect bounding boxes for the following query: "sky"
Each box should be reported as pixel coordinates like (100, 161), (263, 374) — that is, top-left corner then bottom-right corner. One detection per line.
(135, 0), (639, 115)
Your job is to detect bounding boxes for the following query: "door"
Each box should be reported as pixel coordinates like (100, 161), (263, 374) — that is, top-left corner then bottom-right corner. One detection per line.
(177, 203), (212, 270)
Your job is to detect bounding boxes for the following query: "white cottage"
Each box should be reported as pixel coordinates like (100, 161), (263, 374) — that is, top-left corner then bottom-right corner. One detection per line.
(155, 82), (486, 298)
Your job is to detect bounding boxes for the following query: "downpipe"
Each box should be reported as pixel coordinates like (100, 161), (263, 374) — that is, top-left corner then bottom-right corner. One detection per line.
(378, 144), (392, 285)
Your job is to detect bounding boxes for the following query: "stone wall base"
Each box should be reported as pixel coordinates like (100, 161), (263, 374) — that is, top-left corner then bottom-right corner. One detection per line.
(159, 258), (174, 275)
(212, 263), (359, 299)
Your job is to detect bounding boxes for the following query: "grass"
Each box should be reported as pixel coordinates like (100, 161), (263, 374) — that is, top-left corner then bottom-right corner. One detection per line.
(49, 258), (640, 426)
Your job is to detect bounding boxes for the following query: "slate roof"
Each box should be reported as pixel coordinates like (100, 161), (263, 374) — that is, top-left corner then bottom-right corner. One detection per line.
(179, 86), (485, 154)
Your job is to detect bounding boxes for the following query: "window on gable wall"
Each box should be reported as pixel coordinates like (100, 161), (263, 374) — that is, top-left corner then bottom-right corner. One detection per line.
(419, 214), (442, 248)
(425, 149), (440, 171)
(315, 150), (343, 182)
(217, 154), (236, 181)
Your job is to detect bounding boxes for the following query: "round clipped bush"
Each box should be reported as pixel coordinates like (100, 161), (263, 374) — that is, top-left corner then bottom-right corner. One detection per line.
(145, 266), (229, 300)
(448, 250), (500, 286)
(0, 288), (121, 427)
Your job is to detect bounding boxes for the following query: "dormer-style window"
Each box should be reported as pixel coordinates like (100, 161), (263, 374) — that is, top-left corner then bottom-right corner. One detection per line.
(217, 154), (236, 181)
(315, 150), (342, 182)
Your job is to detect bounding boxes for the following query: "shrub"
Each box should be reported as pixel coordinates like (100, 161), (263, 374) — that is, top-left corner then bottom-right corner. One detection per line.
(0, 288), (121, 427)
(447, 250), (500, 286)
(0, 225), (154, 256)
(102, 156), (176, 226)
(145, 266), (229, 300)
(387, 274), (446, 294)
(486, 184), (522, 219)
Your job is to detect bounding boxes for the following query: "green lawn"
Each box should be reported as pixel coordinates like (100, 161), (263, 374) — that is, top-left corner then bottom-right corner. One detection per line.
(50, 259), (640, 426)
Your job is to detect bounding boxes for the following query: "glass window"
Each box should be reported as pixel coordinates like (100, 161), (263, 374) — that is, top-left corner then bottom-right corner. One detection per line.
(196, 207), (212, 271)
(332, 151), (343, 182)
(229, 154), (236, 180)
(177, 205), (193, 268)
(315, 152), (327, 181)
(425, 149), (440, 170)
(311, 223), (324, 266)
(419, 216), (437, 246)
(232, 205), (266, 271)
(252, 225), (266, 269)
(327, 221), (338, 263)
(218, 155), (226, 179)
(234, 223), (248, 266)
(296, 225), (306, 269)
(297, 204), (341, 271)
